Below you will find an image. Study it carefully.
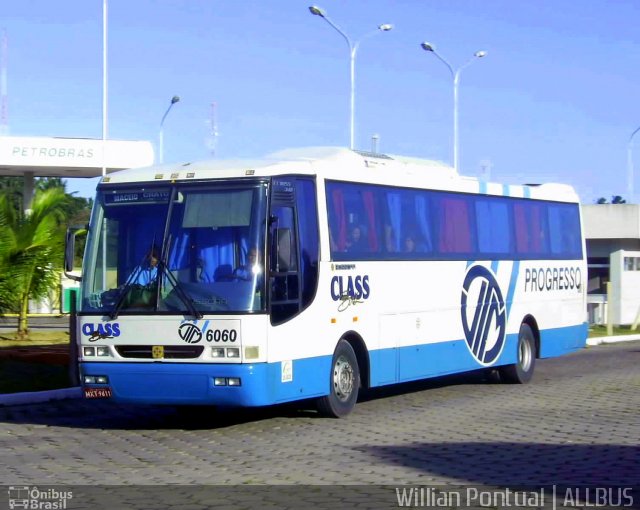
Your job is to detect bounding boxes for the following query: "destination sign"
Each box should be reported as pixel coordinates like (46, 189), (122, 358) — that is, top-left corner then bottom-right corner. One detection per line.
(103, 189), (170, 205)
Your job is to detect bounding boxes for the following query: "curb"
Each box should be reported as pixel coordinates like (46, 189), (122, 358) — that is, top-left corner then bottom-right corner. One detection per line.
(0, 387), (82, 407)
(586, 334), (640, 346)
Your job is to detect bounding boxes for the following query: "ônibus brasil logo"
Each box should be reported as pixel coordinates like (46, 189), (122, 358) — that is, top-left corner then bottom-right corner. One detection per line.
(461, 265), (507, 366)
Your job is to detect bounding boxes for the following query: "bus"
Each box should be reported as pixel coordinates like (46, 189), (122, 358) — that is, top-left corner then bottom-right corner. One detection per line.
(66, 147), (588, 417)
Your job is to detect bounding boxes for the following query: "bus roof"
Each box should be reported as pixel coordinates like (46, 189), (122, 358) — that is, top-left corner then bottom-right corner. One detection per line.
(99, 146), (579, 203)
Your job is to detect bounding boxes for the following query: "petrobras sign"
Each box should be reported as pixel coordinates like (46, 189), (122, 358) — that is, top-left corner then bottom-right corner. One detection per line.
(0, 136), (153, 172)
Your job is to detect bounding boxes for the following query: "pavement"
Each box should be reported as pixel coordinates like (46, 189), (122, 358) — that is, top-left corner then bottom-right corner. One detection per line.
(1, 339), (638, 492)
(0, 329), (638, 408)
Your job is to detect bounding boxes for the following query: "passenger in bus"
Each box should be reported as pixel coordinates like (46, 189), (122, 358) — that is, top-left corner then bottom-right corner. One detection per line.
(345, 225), (367, 253)
(233, 248), (262, 281)
(404, 235), (417, 253)
(132, 246), (160, 286)
(403, 228), (425, 253)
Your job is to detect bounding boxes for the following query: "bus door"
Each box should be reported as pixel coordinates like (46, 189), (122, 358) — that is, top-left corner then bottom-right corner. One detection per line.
(267, 177), (320, 326)
(269, 178), (302, 325)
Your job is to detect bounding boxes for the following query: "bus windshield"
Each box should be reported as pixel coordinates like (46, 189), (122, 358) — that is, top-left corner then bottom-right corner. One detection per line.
(81, 181), (268, 315)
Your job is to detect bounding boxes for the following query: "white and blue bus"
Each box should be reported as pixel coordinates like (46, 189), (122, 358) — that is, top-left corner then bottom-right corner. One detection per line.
(67, 147), (587, 417)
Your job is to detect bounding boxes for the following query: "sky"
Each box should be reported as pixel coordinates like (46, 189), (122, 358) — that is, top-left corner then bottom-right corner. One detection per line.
(2, 0), (640, 203)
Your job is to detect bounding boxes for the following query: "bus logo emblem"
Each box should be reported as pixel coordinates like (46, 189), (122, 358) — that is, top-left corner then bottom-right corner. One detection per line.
(461, 265), (507, 366)
(152, 346), (164, 359)
(179, 323), (203, 344)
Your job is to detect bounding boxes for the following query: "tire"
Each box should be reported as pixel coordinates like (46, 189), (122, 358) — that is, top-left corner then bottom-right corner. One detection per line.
(317, 340), (360, 418)
(499, 323), (536, 384)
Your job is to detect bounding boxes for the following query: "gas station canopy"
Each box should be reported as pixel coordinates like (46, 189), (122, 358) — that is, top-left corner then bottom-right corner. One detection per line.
(0, 136), (154, 177)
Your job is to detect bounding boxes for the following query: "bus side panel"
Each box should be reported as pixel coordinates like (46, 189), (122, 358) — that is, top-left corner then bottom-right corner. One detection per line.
(369, 348), (397, 386)
(539, 322), (588, 358)
(266, 355), (332, 403)
(396, 339), (485, 382)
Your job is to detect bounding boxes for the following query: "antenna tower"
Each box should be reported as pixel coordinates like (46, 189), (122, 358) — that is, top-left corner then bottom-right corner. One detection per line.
(206, 101), (218, 156)
(0, 29), (8, 135)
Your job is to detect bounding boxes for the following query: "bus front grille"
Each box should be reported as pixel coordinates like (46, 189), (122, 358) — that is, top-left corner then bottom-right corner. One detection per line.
(115, 345), (204, 359)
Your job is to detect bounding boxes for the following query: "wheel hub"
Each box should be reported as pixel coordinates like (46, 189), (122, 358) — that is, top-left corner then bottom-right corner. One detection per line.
(333, 355), (354, 402)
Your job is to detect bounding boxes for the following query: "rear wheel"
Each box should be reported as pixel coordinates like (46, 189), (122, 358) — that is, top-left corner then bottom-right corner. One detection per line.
(317, 340), (360, 418)
(499, 323), (536, 384)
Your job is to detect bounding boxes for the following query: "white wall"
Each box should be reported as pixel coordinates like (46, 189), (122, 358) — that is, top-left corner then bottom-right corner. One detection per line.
(610, 250), (640, 325)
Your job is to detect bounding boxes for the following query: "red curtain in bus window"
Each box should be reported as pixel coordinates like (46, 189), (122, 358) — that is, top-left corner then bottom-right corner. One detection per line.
(331, 188), (347, 251)
(439, 198), (471, 252)
(514, 204), (529, 252)
(514, 203), (543, 254)
(529, 204), (543, 253)
(362, 191), (379, 251)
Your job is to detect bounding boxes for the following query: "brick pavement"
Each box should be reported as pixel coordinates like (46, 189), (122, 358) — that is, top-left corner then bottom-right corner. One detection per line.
(0, 341), (638, 491)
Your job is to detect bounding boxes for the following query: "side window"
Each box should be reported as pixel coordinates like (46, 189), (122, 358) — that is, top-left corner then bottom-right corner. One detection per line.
(476, 198), (511, 255)
(437, 194), (474, 254)
(327, 181), (381, 260)
(548, 203), (582, 258)
(297, 179), (320, 308)
(514, 202), (549, 256)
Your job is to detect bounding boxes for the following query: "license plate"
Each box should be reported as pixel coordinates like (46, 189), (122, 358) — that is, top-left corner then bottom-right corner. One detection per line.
(84, 387), (112, 399)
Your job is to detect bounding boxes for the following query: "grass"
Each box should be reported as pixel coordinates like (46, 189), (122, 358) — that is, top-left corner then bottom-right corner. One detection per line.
(0, 330), (70, 346)
(588, 325), (638, 338)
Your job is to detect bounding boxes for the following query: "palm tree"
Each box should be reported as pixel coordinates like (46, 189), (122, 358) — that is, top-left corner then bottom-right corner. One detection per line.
(0, 187), (70, 340)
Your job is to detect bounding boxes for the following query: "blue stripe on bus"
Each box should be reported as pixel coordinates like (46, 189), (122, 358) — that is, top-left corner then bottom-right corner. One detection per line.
(81, 323), (587, 407)
(505, 260), (520, 319)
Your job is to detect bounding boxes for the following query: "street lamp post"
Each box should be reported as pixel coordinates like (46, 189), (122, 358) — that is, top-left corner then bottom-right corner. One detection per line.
(159, 95), (180, 164)
(309, 6), (392, 150)
(627, 126), (640, 200)
(421, 42), (486, 172)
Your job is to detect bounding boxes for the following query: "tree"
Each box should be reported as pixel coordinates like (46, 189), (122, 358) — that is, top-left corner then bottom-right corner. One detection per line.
(0, 187), (71, 340)
(595, 195), (627, 204)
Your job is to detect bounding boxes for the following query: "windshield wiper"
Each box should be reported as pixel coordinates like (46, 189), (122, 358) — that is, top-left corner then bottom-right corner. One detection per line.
(109, 265), (144, 320)
(109, 237), (158, 320)
(159, 235), (203, 319)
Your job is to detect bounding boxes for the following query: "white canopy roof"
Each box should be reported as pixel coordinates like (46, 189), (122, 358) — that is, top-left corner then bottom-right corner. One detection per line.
(0, 136), (154, 177)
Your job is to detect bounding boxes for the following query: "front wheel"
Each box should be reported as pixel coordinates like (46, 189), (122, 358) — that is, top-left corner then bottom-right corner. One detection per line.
(499, 323), (536, 384)
(317, 340), (360, 418)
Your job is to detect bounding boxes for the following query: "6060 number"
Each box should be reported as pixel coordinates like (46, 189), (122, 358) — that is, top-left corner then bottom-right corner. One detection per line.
(206, 329), (238, 343)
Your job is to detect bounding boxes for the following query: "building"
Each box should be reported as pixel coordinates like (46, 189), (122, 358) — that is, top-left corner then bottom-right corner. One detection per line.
(583, 203), (640, 325)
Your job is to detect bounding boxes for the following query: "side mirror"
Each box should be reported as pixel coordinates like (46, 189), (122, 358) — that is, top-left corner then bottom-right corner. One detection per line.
(64, 226), (86, 282)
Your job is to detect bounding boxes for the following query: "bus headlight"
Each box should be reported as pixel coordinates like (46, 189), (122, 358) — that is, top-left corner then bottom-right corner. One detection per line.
(96, 346), (110, 357)
(211, 348), (225, 358)
(226, 348), (240, 358)
(213, 377), (227, 386)
(83, 347), (95, 357)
